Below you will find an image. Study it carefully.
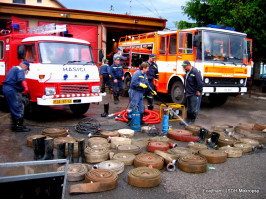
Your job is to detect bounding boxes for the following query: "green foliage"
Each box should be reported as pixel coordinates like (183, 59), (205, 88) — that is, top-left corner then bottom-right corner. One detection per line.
(179, 0), (266, 62)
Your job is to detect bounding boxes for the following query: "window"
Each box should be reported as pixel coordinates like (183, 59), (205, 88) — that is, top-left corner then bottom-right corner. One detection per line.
(24, 44), (36, 61)
(37, 0), (42, 3)
(178, 32), (193, 54)
(169, 35), (177, 54)
(159, 36), (166, 54)
(0, 41), (4, 59)
(13, 0), (25, 4)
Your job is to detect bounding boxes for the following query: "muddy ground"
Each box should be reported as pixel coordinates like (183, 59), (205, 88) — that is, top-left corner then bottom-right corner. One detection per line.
(0, 92), (265, 199)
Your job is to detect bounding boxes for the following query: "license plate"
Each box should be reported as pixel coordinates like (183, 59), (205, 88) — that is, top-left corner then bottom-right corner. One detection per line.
(53, 99), (72, 104)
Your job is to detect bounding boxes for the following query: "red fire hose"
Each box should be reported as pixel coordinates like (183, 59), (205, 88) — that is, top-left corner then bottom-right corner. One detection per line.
(114, 109), (160, 124)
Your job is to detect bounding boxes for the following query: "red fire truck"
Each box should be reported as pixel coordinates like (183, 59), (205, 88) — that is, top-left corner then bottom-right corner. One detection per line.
(119, 25), (253, 106)
(0, 23), (104, 115)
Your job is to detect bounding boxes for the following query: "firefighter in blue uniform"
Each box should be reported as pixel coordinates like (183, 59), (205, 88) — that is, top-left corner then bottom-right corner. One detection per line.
(144, 54), (159, 110)
(2, 61), (31, 132)
(129, 62), (157, 125)
(182, 60), (203, 125)
(100, 59), (112, 93)
(110, 57), (124, 104)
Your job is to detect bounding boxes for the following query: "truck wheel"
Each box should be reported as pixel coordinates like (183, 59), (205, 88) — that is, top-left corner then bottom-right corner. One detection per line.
(70, 103), (90, 115)
(122, 74), (131, 97)
(209, 94), (228, 106)
(170, 81), (186, 104)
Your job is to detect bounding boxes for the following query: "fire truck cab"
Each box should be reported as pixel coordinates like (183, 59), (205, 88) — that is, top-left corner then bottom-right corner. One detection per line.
(0, 23), (104, 115)
(119, 25), (252, 106)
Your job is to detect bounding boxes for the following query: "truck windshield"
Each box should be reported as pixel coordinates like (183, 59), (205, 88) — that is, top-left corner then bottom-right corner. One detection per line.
(203, 31), (247, 64)
(39, 42), (94, 64)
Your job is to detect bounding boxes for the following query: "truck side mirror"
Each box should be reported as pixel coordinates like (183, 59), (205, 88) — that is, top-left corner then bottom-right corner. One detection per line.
(17, 45), (25, 59)
(99, 49), (104, 63)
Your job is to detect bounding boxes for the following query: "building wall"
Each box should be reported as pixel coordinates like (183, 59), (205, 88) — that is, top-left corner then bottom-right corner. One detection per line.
(0, 0), (64, 8)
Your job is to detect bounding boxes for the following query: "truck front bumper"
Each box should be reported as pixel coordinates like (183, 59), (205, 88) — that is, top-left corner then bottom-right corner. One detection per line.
(37, 92), (106, 106)
(203, 87), (247, 94)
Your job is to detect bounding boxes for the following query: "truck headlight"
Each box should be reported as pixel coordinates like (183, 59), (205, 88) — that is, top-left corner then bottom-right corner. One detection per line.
(239, 79), (244, 84)
(91, 86), (100, 93)
(45, 87), (56, 96)
(204, 78), (210, 84)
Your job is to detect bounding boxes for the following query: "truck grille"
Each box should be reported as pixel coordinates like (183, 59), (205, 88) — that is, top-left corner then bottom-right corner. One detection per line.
(60, 85), (89, 94)
(204, 77), (245, 86)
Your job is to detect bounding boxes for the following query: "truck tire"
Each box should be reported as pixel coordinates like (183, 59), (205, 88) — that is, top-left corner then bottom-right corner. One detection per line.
(122, 74), (131, 97)
(170, 81), (186, 104)
(70, 103), (90, 115)
(208, 93), (228, 106)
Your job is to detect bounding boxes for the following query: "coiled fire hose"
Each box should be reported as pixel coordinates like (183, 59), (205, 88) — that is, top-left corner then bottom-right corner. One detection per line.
(168, 129), (199, 142)
(220, 146), (243, 158)
(188, 142), (208, 154)
(100, 130), (119, 138)
(112, 109), (160, 124)
(134, 153), (164, 170)
(110, 137), (131, 148)
(84, 147), (109, 163)
(218, 135), (237, 147)
(88, 137), (108, 146)
(112, 153), (136, 165)
(116, 144), (141, 155)
(127, 167), (162, 188)
(167, 147), (194, 159)
(54, 137), (79, 157)
(97, 160), (125, 174)
(42, 127), (68, 138)
(57, 163), (91, 182)
(147, 141), (169, 153)
(69, 169), (118, 194)
(234, 142), (253, 153)
(199, 149), (227, 164)
(178, 154), (207, 173)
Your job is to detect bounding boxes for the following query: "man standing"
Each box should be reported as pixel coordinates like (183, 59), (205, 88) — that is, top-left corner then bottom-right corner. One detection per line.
(113, 47), (128, 63)
(110, 57), (124, 104)
(129, 62), (157, 125)
(182, 60), (203, 125)
(99, 59), (112, 93)
(2, 61), (31, 132)
(144, 54), (159, 110)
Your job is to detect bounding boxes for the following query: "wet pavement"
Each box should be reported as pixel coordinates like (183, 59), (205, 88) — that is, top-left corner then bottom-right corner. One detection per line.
(0, 91), (265, 199)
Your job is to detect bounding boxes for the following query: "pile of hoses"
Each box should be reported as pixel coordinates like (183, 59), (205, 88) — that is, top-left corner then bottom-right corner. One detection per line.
(75, 117), (100, 135)
(70, 169), (118, 194)
(113, 109), (160, 124)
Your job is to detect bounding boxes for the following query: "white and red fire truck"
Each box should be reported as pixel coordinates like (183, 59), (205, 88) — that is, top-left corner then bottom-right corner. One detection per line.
(119, 25), (253, 106)
(0, 23), (104, 115)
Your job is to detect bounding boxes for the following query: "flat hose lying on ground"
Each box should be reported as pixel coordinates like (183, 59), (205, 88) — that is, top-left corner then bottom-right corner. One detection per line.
(69, 169), (118, 194)
(57, 163), (91, 182)
(127, 167), (162, 188)
(154, 150), (178, 164)
(199, 149), (227, 164)
(178, 154), (207, 173)
(134, 153), (164, 170)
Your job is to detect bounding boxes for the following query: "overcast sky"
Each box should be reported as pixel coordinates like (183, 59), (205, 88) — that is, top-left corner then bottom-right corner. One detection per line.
(59, 0), (194, 30)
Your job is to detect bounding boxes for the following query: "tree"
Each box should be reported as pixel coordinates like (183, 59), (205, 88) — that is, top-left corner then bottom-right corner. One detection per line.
(179, 0), (266, 80)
